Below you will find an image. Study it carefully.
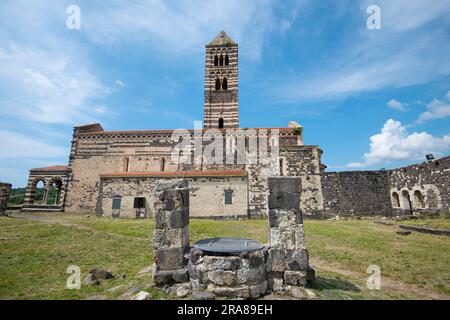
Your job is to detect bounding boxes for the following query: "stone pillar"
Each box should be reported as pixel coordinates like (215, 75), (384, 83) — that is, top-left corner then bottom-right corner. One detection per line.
(152, 179), (190, 286)
(0, 183), (12, 215)
(266, 177), (314, 293)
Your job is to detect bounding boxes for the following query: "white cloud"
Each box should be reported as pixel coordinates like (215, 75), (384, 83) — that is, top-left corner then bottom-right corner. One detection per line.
(115, 80), (126, 87)
(0, 130), (67, 159)
(387, 99), (407, 111)
(347, 119), (450, 167)
(417, 99), (450, 123)
(275, 1), (450, 102)
(82, 0), (304, 61)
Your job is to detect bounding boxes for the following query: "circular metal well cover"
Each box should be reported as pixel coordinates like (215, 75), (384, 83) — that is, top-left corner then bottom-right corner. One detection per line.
(193, 237), (264, 253)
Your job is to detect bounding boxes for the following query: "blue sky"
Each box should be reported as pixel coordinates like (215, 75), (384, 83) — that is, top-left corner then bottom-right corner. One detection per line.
(0, 0), (449, 187)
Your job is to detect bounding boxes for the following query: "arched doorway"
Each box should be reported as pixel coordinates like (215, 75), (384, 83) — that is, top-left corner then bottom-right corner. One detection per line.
(32, 180), (46, 204)
(401, 190), (412, 212)
(413, 190), (425, 208)
(391, 192), (400, 208)
(48, 179), (63, 205)
(218, 118), (224, 129)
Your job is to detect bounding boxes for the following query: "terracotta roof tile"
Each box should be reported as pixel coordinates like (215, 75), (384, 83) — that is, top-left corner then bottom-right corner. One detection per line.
(30, 165), (68, 172)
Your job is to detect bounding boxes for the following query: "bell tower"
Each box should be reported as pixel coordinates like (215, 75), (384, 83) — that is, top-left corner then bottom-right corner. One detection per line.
(204, 31), (239, 129)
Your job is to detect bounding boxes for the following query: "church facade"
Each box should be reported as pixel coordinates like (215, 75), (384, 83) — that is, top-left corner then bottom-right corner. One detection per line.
(22, 31), (448, 218)
(22, 31), (325, 219)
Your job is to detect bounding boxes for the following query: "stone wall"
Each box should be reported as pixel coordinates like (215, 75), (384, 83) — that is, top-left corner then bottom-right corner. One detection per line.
(322, 171), (392, 217)
(0, 183), (11, 215)
(388, 156), (450, 214)
(322, 156), (450, 217)
(98, 175), (248, 218)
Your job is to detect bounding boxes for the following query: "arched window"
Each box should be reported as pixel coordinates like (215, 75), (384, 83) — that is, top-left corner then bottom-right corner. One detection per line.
(218, 118), (224, 129)
(214, 55), (218, 66)
(219, 54), (224, 66)
(215, 78), (221, 91)
(391, 192), (400, 208)
(413, 191), (425, 208)
(222, 78), (228, 90)
(225, 54), (229, 66)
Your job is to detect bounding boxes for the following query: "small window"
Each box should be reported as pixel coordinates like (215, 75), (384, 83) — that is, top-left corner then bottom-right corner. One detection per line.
(222, 78), (228, 90)
(112, 196), (122, 210)
(214, 55), (218, 66)
(225, 54), (229, 66)
(215, 78), (221, 91)
(134, 197), (146, 208)
(224, 190), (233, 205)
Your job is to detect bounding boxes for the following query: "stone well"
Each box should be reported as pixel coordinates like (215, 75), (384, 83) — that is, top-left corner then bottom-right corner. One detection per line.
(152, 177), (315, 299)
(188, 238), (267, 299)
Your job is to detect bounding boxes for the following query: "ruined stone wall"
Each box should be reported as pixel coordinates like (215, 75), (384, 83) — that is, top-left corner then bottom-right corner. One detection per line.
(279, 146), (324, 217)
(99, 176), (248, 218)
(0, 183), (11, 215)
(321, 156), (450, 217)
(322, 171), (392, 217)
(388, 156), (450, 214)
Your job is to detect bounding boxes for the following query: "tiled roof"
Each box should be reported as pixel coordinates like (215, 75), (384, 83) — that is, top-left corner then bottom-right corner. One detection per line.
(30, 165), (68, 172)
(100, 170), (247, 178)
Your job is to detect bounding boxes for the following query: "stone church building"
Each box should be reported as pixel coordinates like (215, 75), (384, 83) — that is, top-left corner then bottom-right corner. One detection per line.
(22, 31), (449, 218)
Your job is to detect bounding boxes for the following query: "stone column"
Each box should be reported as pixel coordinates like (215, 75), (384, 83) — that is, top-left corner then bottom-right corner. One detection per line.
(152, 179), (190, 286)
(0, 183), (12, 215)
(266, 177), (314, 293)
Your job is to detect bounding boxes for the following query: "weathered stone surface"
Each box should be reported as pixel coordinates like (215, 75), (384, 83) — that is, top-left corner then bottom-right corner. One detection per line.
(172, 269), (189, 283)
(268, 272), (284, 293)
(132, 291), (150, 300)
(207, 270), (237, 286)
(175, 283), (192, 298)
(268, 177), (301, 195)
(268, 193), (300, 210)
(266, 249), (285, 272)
(170, 209), (189, 228)
(89, 268), (115, 280)
(249, 281), (267, 298)
(285, 249), (309, 271)
(290, 286), (307, 300)
(284, 270), (307, 286)
(207, 284), (250, 299)
(155, 248), (186, 271)
(192, 290), (215, 300)
(153, 270), (173, 286)
(202, 256), (241, 271)
(0, 183), (10, 216)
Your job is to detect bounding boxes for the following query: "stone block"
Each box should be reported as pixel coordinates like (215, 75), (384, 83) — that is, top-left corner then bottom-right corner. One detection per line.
(306, 267), (315, 283)
(202, 256), (241, 271)
(268, 177), (301, 195)
(207, 284), (250, 299)
(170, 208), (189, 228)
(268, 193), (300, 210)
(284, 270), (307, 286)
(207, 270), (237, 286)
(156, 248), (186, 271)
(266, 249), (285, 272)
(153, 270), (173, 286)
(267, 272), (284, 293)
(249, 281), (267, 298)
(172, 269), (189, 283)
(285, 249), (309, 271)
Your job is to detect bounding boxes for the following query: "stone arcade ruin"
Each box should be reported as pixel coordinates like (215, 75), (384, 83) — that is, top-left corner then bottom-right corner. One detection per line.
(152, 177), (314, 299)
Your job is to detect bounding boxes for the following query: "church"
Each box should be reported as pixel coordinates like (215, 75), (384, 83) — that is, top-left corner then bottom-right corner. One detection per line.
(21, 31), (326, 219)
